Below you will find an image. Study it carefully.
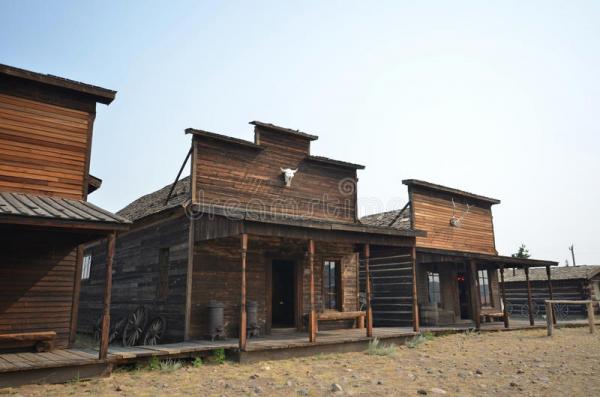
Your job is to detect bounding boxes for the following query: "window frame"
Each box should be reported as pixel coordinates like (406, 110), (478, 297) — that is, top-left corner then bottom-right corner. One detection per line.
(81, 254), (92, 281)
(322, 259), (342, 311)
(478, 269), (492, 307)
(427, 271), (441, 306)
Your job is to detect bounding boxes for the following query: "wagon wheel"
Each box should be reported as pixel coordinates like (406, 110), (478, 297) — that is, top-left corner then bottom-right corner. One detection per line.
(520, 301), (539, 317)
(553, 304), (569, 321)
(109, 317), (127, 344)
(93, 314), (103, 343)
(506, 302), (515, 315)
(142, 317), (167, 346)
(122, 306), (147, 347)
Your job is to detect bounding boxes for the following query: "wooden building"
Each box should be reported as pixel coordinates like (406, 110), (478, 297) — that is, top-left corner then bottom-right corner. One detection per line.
(361, 180), (558, 329)
(0, 64), (129, 357)
(502, 265), (600, 318)
(78, 122), (422, 349)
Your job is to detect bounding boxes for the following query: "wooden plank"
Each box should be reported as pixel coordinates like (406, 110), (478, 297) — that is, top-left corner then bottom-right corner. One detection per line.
(239, 233), (248, 351)
(99, 232), (115, 359)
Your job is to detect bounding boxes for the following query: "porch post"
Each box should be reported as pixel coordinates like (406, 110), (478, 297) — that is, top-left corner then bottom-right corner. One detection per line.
(469, 260), (481, 330)
(546, 265), (556, 325)
(99, 231), (116, 360)
(525, 266), (535, 326)
(239, 233), (248, 350)
(499, 265), (509, 328)
(411, 246), (420, 332)
(308, 239), (316, 342)
(364, 244), (373, 337)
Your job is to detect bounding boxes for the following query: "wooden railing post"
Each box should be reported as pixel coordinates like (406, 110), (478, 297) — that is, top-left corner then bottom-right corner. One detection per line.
(411, 246), (420, 332)
(364, 244), (373, 338)
(545, 301), (553, 336)
(499, 265), (509, 329)
(469, 260), (481, 330)
(239, 234), (248, 350)
(525, 266), (535, 326)
(308, 239), (316, 342)
(546, 265), (556, 325)
(99, 231), (116, 360)
(587, 302), (596, 334)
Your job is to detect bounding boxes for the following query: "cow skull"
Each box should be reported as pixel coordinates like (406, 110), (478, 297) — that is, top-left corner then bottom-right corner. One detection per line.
(280, 168), (298, 187)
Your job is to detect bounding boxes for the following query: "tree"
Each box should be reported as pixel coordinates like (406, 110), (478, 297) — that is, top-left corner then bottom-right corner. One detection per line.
(512, 244), (531, 259)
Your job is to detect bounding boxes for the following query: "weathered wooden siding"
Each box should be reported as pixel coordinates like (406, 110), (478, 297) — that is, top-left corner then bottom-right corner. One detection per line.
(0, 93), (90, 199)
(0, 227), (80, 349)
(189, 235), (359, 339)
(411, 187), (496, 254)
(503, 279), (590, 316)
(78, 212), (189, 342)
(194, 127), (357, 222)
(359, 247), (413, 327)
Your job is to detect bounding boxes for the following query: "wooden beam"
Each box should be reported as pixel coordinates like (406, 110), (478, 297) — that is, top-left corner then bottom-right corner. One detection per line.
(469, 260), (481, 330)
(545, 301), (553, 336)
(546, 265), (556, 325)
(69, 245), (84, 345)
(587, 302), (596, 334)
(239, 233), (248, 350)
(364, 243), (373, 337)
(411, 245), (420, 332)
(499, 265), (509, 329)
(99, 231), (115, 360)
(525, 266), (535, 326)
(184, 218), (195, 340)
(308, 239), (316, 342)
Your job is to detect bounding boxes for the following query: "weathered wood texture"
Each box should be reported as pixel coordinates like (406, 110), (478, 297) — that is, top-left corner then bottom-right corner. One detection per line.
(0, 227), (82, 349)
(189, 235), (359, 339)
(359, 246), (414, 327)
(0, 93), (90, 199)
(410, 187), (496, 254)
(503, 279), (592, 316)
(78, 212), (189, 342)
(193, 127), (358, 222)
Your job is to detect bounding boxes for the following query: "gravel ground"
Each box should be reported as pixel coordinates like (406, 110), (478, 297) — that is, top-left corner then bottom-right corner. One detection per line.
(6, 326), (600, 397)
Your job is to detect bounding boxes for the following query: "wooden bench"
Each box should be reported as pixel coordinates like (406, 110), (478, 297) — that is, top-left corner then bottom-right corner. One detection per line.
(481, 311), (506, 323)
(0, 331), (56, 352)
(316, 311), (366, 332)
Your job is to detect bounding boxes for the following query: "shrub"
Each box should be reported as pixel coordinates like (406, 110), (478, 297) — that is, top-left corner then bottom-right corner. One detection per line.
(213, 348), (226, 364)
(367, 338), (398, 356)
(192, 356), (203, 368)
(406, 332), (434, 349)
(159, 359), (182, 372)
(148, 356), (160, 370)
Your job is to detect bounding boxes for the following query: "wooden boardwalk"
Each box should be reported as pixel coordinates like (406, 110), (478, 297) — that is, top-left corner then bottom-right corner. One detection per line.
(1, 319), (597, 387)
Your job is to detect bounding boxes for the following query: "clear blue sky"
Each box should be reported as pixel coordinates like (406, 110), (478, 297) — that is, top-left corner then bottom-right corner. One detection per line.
(2, 1), (599, 265)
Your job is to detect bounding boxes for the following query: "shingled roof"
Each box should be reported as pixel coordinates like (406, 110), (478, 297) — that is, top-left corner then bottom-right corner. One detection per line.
(360, 203), (412, 230)
(117, 176), (190, 222)
(503, 265), (600, 282)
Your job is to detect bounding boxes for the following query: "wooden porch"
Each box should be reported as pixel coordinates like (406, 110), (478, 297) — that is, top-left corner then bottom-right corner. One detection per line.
(2, 318), (598, 387)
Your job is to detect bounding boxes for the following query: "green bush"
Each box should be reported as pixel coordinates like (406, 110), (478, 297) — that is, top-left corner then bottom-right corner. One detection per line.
(405, 332), (435, 349)
(213, 348), (226, 364)
(192, 356), (203, 368)
(367, 338), (398, 356)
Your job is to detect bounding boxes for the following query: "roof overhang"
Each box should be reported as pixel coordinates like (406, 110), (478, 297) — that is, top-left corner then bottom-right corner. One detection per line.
(250, 121), (319, 141)
(403, 179), (501, 205)
(0, 63), (116, 105)
(417, 247), (558, 268)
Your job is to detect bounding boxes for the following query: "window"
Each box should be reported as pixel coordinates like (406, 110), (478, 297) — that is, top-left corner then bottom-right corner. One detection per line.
(157, 248), (170, 300)
(81, 254), (92, 280)
(323, 260), (341, 310)
(478, 269), (491, 306)
(427, 272), (441, 305)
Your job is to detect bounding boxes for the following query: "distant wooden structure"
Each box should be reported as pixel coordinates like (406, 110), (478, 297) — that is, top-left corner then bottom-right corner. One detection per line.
(546, 300), (595, 335)
(503, 265), (600, 318)
(0, 64), (129, 366)
(361, 180), (558, 330)
(78, 122), (423, 349)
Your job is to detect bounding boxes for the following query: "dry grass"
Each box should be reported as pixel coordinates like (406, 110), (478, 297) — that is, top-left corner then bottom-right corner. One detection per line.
(7, 327), (600, 396)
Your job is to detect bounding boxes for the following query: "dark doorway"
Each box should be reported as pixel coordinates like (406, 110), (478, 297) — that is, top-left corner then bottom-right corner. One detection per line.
(271, 260), (295, 327)
(457, 272), (470, 319)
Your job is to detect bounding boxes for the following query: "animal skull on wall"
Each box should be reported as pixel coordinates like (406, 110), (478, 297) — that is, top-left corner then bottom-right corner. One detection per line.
(450, 198), (472, 227)
(280, 168), (298, 187)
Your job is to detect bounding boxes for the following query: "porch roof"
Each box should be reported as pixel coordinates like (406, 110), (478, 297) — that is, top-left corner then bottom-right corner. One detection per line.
(417, 247), (558, 268)
(192, 203), (425, 246)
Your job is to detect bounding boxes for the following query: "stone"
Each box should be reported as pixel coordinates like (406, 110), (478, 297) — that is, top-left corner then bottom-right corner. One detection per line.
(286, 381), (293, 387)
(297, 389), (309, 396)
(417, 389), (428, 395)
(254, 387), (263, 394)
(331, 383), (343, 392)
(250, 374), (259, 379)
(377, 380), (383, 385)
(475, 369), (483, 375)
(430, 388), (447, 394)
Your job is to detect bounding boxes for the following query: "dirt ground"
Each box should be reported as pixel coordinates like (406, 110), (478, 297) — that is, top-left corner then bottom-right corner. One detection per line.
(5, 327), (600, 397)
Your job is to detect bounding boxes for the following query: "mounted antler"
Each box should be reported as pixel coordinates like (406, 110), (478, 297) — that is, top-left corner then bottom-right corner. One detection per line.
(450, 198), (471, 227)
